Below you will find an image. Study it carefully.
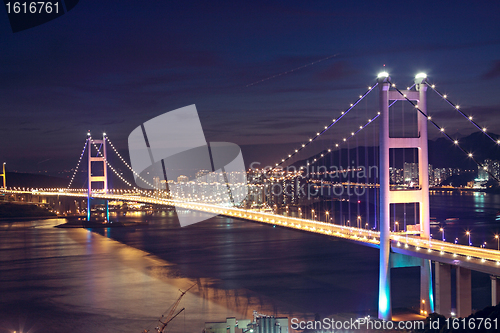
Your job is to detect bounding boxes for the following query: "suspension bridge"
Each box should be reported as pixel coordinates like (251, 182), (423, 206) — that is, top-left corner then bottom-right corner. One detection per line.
(2, 72), (500, 321)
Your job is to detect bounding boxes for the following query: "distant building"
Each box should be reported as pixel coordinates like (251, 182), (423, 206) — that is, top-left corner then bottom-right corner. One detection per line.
(493, 160), (500, 179)
(478, 159), (490, 181)
(207, 172), (219, 184)
(433, 168), (442, 185)
(204, 314), (288, 333)
(177, 175), (189, 183)
(389, 167), (402, 184)
(404, 162), (419, 186)
(196, 169), (210, 183)
(153, 176), (161, 189)
(428, 164), (434, 186)
(478, 166), (488, 181)
(478, 159), (500, 181)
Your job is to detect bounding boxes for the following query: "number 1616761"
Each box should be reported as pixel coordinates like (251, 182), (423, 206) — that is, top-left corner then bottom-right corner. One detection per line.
(446, 318), (498, 330)
(5, 2), (59, 14)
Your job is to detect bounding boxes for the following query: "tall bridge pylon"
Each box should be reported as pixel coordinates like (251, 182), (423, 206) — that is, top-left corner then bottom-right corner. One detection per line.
(1, 162), (5, 189)
(87, 132), (109, 222)
(378, 72), (433, 320)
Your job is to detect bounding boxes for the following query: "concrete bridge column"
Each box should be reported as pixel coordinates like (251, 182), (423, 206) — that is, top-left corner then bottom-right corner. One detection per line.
(456, 267), (472, 318)
(378, 74), (391, 320)
(420, 260), (433, 316)
(56, 195), (62, 215)
(435, 262), (452, 316)
(491, 276), (500, 306)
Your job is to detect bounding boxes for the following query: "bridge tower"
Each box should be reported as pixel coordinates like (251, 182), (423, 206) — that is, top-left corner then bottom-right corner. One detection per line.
(1, 162), (5, 189)
(87, 132), (109, 222)
(378, 72), (433, 320)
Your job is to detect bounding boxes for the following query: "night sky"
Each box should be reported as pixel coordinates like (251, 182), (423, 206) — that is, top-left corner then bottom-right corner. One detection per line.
(1, 1), (500, 176)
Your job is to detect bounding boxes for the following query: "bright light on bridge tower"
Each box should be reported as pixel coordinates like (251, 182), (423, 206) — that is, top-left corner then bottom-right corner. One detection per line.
(378, 72), (433, 320)
(87, 132), (109, 222)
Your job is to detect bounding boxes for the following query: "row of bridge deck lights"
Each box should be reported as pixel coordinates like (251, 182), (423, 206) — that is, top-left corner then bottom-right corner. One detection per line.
(3, 187), (499, 265)
(6, 187), (500, 252)
(173, 201), (500, 265)
(223, 204), (500, 265)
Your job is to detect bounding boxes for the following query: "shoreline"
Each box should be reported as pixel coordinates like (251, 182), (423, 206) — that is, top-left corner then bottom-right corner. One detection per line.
(0, 215), (60, 222)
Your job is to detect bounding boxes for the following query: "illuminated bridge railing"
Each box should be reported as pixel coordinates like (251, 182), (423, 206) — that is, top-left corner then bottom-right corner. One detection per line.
(392, 234), (500, 264)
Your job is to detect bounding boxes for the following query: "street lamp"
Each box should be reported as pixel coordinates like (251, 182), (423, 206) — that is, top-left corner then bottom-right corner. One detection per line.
(298, 207), (302, 218)
(495, 235), (499, 251)
(393, 221), (399, 232)
(440, 228), (445, 241)
(311, 209), (315, 221)
(357, 215), (361, 228)
(325, 211), (329, 223)
(466, 231), (471, 246)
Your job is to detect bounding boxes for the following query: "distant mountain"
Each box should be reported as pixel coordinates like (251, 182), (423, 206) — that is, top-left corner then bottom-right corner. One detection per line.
(292, 131), (500, 172)
(429, 131), (500, 169)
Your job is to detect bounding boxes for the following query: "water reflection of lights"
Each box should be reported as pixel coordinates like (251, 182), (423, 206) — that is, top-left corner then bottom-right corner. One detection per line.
(473, 192), (485, 213)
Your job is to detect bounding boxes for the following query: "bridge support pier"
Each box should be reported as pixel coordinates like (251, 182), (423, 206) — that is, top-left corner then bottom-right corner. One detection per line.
(55, 195), (62, 215)
(435, 262), (452, 316)
(491, 276), (500, 306)
(456, 267), (472, 318)
(420, 259), (433, 316)
(87, 196), (91, 221)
